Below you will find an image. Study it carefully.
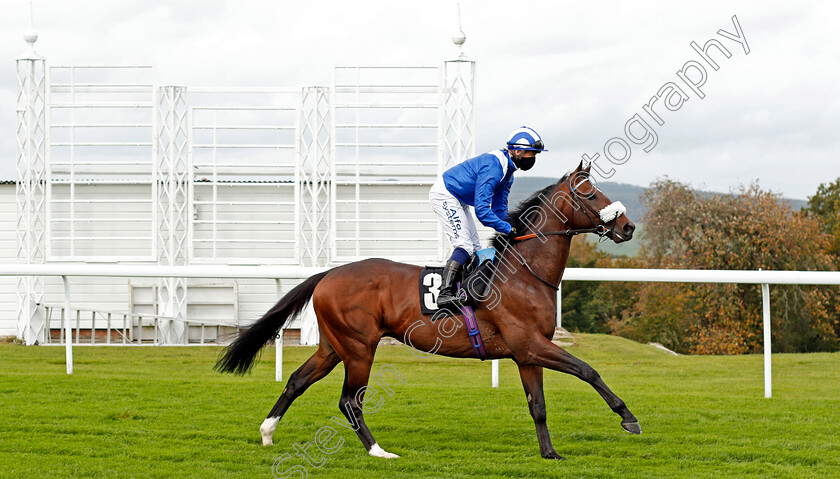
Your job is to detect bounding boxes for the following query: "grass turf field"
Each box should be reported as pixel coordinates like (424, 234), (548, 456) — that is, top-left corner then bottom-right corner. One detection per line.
(0, 334), (838, 479)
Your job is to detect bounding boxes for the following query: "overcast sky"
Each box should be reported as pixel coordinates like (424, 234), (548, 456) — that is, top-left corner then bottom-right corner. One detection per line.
(2, 0), (838, 199)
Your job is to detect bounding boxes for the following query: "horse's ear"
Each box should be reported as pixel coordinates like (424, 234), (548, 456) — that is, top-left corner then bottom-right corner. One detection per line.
(575, 159), (591, 173)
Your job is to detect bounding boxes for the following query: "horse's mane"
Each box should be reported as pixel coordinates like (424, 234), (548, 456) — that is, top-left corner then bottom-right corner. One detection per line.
(490, 172), (571, 251)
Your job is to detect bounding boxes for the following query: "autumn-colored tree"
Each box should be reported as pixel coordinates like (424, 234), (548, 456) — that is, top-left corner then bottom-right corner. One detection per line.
(632, 178), (839, 354)
(561, 238), (610, 333)
(608, 281), (692, 352)
(562, 238), (643, 335)
(804, 177), (840, 268)
(802, 177), (840, 341)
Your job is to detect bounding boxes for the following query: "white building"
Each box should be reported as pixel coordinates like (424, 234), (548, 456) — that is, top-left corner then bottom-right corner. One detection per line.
(7, 29), (496, 345)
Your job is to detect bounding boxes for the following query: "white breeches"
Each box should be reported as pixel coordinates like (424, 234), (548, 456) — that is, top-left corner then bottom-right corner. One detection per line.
(429, 180), (481, 255)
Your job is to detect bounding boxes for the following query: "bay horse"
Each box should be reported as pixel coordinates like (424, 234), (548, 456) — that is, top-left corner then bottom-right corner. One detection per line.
(216, 161), (641, 460)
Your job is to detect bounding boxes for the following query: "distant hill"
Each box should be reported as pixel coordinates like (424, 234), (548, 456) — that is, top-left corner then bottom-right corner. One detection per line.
(508, 177), (808, 257)
(509, 177), (807, 221)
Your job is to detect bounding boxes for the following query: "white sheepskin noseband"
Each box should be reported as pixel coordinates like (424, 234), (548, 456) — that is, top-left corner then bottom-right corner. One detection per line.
(599, 201), (626, 223)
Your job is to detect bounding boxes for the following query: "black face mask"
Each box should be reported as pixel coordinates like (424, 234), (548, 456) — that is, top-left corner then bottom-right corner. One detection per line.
(513, 155), (536, 171)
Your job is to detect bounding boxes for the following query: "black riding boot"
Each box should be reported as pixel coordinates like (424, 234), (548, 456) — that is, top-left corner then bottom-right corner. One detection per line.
(436, 259), (464, 308)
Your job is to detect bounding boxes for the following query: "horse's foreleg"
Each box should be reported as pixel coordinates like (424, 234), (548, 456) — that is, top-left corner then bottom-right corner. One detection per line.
(338, 358), (399, 459)
(260, 346), (341, 446)
(517, 364), (565, 460)
(523, 337), (641, 434)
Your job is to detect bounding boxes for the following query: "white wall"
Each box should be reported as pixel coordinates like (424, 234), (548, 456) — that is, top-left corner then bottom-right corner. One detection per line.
(5, 178), (489, 340)
(0, 183), (18, 336)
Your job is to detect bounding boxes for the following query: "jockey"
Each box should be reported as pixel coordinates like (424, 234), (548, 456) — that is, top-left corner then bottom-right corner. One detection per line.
(429, 126), (547, 308)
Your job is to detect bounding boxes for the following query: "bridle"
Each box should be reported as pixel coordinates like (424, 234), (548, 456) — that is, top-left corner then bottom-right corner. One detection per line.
(502, 174), (625, 291)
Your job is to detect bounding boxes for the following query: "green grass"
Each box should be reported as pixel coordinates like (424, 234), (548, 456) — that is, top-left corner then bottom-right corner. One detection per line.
(1, 335), (838, 478)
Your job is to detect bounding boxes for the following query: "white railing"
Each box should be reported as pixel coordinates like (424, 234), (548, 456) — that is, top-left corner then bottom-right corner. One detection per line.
(41, 303), (172, 345)
(39, 303), (239, 346)
(0, 264), (327, 380)
(557, 268), (840, 398)
(2, 264), (838, 398)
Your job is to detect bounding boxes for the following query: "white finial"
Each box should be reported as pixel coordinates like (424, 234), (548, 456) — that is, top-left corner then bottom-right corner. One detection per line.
(452, 3), (466, 58)
(23, 0), (39, 57)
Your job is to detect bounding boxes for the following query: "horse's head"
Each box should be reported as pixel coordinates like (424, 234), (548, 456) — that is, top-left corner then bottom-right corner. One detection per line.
(491, 162), (636, 252)
(557, 161), (635, 243)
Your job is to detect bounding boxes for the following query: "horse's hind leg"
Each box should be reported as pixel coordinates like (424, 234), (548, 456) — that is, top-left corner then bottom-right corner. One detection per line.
(524, 337), (641, 434)
(260, 344), (341, 446)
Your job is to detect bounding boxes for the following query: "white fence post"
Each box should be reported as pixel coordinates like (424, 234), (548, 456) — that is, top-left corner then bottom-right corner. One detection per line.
(275, 278), (283, 382)
(556, 282), (562, 329)
(761, 282), (772, 398)
(491, 359), (499, 388)
(61, 275), (72, 374)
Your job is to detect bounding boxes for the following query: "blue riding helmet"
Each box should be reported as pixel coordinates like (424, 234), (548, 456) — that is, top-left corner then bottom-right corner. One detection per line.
(506, 126), (547, 152)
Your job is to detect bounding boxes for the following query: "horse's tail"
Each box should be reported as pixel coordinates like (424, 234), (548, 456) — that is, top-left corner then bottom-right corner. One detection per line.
(215, 269), (332, 375)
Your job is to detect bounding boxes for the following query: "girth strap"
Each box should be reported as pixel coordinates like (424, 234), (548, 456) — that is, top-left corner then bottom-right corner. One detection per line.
(456, 281), (487, 360)
(461, 304), (487, 360)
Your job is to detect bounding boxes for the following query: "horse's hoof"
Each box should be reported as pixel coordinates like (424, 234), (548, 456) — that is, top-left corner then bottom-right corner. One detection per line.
(260, 417), (279, 446)
(542, 451), (567, 460)
(621, 421), (642, 435)
(368, 443), (400, 459)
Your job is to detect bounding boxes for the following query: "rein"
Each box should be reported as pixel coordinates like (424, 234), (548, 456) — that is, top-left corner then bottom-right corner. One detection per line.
(512, 226), (606, 242)
(508, 228), (605, 292)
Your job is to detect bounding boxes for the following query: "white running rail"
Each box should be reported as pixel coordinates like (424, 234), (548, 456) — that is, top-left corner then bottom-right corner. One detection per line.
(1, 264), (838, 398)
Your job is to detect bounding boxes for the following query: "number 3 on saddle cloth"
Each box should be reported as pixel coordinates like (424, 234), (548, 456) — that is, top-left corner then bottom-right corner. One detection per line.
(418, 248), (499, 360)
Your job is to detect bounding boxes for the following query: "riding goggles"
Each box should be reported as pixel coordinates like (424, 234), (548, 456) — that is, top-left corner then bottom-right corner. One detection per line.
(507, 139), (546, 152)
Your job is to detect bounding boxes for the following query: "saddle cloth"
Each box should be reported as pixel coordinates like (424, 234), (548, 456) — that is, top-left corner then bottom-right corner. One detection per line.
(418, 248), (499, 317)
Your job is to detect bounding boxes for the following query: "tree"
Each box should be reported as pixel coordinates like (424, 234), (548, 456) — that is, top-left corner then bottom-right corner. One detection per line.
(561, 237), (612, 333)
(804, 177), (840, 268)
(631, 178), (839, 354)
(562, 238), (643, 335)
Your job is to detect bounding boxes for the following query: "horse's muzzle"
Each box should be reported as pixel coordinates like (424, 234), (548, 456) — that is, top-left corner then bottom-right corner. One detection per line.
(611, 221), (635, 243)
(622, 221), (635, 239)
